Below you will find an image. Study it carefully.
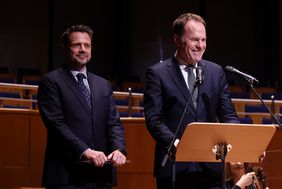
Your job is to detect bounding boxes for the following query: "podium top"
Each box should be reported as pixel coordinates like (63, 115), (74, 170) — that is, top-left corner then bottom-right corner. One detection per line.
(176, 122), (276, 163)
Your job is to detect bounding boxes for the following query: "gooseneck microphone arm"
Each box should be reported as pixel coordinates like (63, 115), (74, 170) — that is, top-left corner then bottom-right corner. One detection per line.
(162, 66), (203, 167)
(161, 85), (195, 167)
(161, 72), (202, 189)
(225, 66), (282, 128)
(225, 66), (259, 84)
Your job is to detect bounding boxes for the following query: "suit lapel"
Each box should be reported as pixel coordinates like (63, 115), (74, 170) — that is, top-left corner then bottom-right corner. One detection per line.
(58, 67), (93, 118)
(167, 57), (196, 113)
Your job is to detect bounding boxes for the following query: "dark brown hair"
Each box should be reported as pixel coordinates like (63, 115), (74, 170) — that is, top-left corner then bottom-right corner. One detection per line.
(61, 24), (93, 46)
(172, 13), (206, 38)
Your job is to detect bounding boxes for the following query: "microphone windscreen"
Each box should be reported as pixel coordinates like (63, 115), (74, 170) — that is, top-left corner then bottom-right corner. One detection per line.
(225, 66), (234, 72)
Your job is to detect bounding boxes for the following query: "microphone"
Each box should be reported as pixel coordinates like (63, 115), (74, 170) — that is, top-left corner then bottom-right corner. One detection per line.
(225, 66), (259, 83)
(196, 66), (204, 85)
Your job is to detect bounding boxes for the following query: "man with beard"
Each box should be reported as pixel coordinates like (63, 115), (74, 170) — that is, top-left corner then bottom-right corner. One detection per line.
(38, 24), (127, 189)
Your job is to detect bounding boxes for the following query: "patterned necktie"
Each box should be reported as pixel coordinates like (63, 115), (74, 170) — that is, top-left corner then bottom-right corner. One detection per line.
(186, 65), (198, 108)
(76, 73), (91, 110)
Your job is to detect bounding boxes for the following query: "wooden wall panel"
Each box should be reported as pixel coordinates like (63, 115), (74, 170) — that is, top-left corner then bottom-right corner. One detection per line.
(114, 118), (155, 189)
(0, 110), (46, 189)
(0, 109), (282, 189)
(115, 173), (155, 189)
(0, 112), (30, 166)
(261, 127), (282, 188)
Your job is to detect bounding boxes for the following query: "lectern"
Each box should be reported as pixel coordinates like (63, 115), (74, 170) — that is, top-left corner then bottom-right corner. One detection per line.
(176, 122), (276, 188)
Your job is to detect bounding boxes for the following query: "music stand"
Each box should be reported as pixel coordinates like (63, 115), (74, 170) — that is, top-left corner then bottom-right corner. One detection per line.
(176, 122), (276, 188)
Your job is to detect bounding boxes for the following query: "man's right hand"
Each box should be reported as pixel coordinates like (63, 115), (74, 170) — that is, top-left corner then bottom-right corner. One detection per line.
(83, 149), (108, 167)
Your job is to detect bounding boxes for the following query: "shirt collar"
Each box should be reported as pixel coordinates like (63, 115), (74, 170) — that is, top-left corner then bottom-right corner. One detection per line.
(174, 51), (198, 68)
(70, 67), (88, 79)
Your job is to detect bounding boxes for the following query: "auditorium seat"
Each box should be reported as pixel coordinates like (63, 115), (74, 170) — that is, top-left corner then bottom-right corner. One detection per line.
(230, 92), (250, 99)
(109, 80), (120, 91)
(2, 104), (29, 109)
(0, 66), (10, 73)
(22, 75), (41, 85)
(262, 117), (282, 124)
(239, 117), (253, 124)
(139, 100), (144, 107)
(228, 86), (244, 93)
(120, 82), (145, 93)
(0, 92), (21, 98)
(261, 92), (282, 100)
(119, 112), (143, 117)
(244, 105), (269, 113)
(0, 84), (25, 99)
(115, 98), (129, 106)
(114, 94), (144, 117)
(17, 68), (42, 83)
(262, 118), (273, 124)
(0, 98), (36, 109)
(0, 73), (16, 83)
(250, 87), (277, 99)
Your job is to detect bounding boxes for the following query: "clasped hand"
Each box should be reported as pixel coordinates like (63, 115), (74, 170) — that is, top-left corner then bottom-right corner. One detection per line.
(83, 149), (126, 167)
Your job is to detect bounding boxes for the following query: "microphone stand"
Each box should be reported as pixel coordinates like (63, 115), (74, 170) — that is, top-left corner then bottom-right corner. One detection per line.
(161, 78), (201, 189)
(249, 82), (274, 189)
(245, 78), (282, 128)
(239, 75), (281, 189)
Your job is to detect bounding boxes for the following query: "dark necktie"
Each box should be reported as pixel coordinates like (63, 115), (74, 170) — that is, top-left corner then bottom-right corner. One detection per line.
(186, 65), (198, 108)
(76, 73), (91, 110)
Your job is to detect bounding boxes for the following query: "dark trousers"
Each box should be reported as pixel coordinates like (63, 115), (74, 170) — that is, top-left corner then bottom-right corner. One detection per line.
(46, 183), (111, 189)
(157, 172), (222, 189)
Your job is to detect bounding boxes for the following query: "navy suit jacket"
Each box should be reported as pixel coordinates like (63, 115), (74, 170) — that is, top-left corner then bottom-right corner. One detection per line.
(144, 57), (239, 178)
(38, 65), (126, 186)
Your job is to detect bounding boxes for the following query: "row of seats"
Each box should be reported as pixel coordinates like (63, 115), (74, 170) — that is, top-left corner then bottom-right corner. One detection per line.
(0, 72), (145, 92)
(239, 117), (282, 124)
(0, 67), (42, 85)
(0, 83), (38, 109)
(229, 85), (282, 100)
(231, 92), (282, 100)
(2, 82), (282, 123)
(113, 91), (144, 117)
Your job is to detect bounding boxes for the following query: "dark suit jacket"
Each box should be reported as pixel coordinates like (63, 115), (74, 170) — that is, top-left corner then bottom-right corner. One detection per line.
(144, 57), (239, 179)
(37, 65), (126, 186)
